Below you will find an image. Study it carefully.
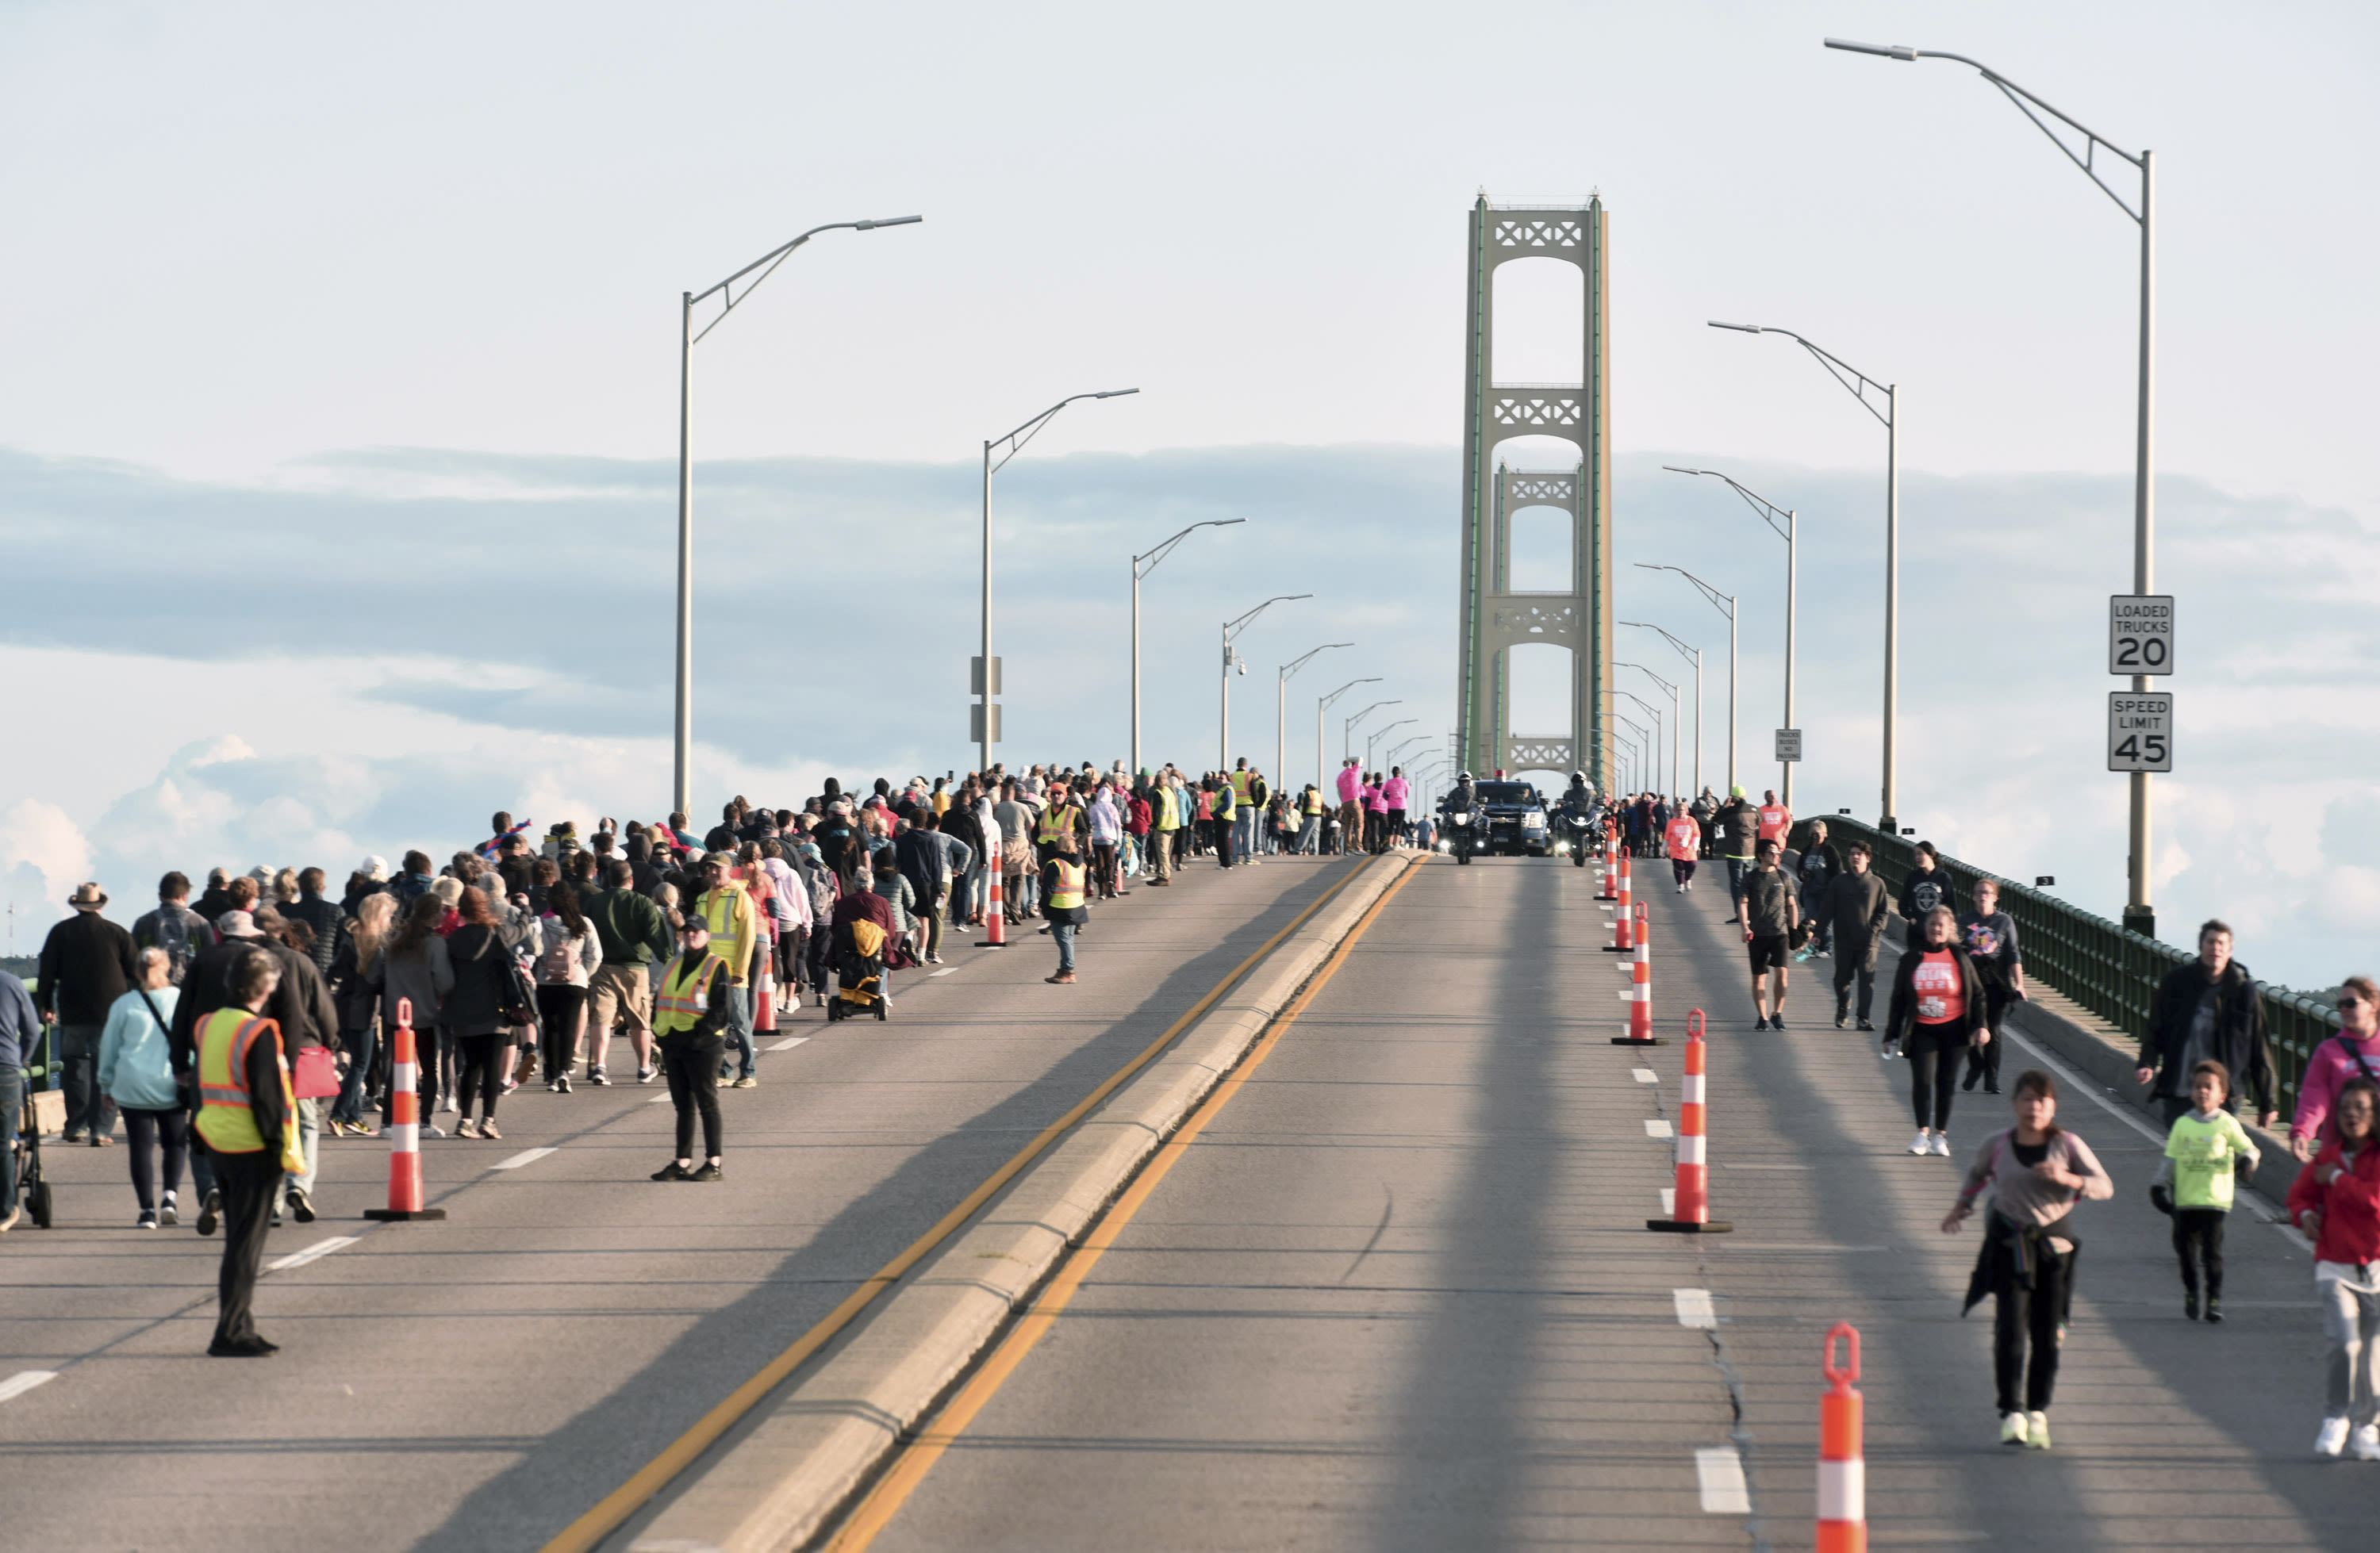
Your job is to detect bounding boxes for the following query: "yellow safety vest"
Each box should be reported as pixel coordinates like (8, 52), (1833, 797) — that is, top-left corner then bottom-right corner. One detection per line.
(652, 953), (724, 1037)
(194, 1007), (302, 1171)
(1302, 789), (1325, 815)
(1154, 788), (1180, 831)
(1230, 770), (1250, 801)
(1047, 859), (1087, 911)
(1036, 803), (1081, 846)
(1213, 784), (1236, 821)
(700, 883), (751, 976)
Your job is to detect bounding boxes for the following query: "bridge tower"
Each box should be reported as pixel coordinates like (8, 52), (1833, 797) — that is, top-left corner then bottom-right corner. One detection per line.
(1456, 195), (1614, 789)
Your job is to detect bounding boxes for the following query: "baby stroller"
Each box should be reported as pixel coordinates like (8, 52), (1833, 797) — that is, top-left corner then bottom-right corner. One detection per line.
(827, 917), (891, 1022)
(13, 1024), (56, 1229)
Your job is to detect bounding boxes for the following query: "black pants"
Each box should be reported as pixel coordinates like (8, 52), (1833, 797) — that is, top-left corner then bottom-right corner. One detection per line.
(1833, 953), (1877, 1022)
(2173, 1208), (2226, 1301)
(1215, 823), (1234, 869)
(662, 1035), (725, 1160)
(1964, 982), (2013, 1091)
(122, 1107), (189, 1212)
(537, 985), (587, 1079)
(210, 1149), (281, 1348)
(1908, 1038), (1964, 1130)
(1673, 859), (1696, 886)
(1993, 1256), (2070, 1414)
(455, 1033), (505, 1120)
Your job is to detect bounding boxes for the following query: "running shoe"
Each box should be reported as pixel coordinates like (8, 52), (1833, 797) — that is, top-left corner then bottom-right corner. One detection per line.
(1755, 1016), (1771, 1031)
(556, 1074), (572, 1094)
(1906, 1130), (1933, 1156)
(197, 1190), (223, 1237)
(1930, 1133), (1952, 1158)
(136, 1210), (159, 1229)
(2205, 1298), (2223, 1324)
(2354, 1424), (2380, 1463)
(651, 1161), (692, 1182)
(733, 1076), (758, 1089)
(1771, 1014), (1786, 1031)
(159, 1194), (179, 1227)
(588, 1067), (611, 1087)
(479, 1120), (501, 1141)
(635, 1066), (657, 1085)
(2026, 1411), (2051, 1450)
(420, 1123), (446, 1138)
(2315, 1416), (2351, 1457)
(1857, 1018), (1876, 1032)
(689, 1162), (723, 1183)
(289, 1187), (317, 1223)
(455, 1118), (480, 1139)
(1999, 1412), (2029, 1448)
(2184, 1293), (2199, 1321)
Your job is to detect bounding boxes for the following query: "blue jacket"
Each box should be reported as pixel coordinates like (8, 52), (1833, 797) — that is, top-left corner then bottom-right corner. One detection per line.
(98, 986), (182, 1110)
(0, 968), (36, 1072)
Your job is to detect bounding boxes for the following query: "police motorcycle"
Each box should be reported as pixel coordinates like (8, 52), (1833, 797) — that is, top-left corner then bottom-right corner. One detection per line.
(1554, 772), (1603, 868)
(1441, 773), (1480, 865)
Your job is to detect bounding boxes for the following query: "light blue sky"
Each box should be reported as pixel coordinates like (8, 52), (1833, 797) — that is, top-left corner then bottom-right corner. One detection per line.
(2, 3), (2374, 989)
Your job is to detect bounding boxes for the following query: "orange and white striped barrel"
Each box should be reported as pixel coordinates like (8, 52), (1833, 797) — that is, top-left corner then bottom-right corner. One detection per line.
(364, 999), (446, 1223)
(1628, 903), (1653, 1041)
(1648, 1010), (1730, 1229)
(1599, 835), (1618, 899)
(1818, 1323), (1865, 1552)
(754, 952), (777, 1033)
(980, 863), (1008, 946)
(1613, 853), (1634, 949)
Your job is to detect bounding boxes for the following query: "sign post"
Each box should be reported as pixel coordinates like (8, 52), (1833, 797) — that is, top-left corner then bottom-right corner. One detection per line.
(2109, 595), (2175, 676)
(2107, 692), (2172, 773)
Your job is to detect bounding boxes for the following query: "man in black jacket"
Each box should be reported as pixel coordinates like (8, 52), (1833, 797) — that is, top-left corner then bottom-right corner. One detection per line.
(1821, 844), (1892, 1030)
(286, 869), (345, 976)
(2133, 920), (2278, 1128)
(36, 881), (138, 1145)
(895, 814), (952, 965)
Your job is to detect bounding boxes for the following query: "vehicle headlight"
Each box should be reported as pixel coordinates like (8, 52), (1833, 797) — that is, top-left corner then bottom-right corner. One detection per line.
(1523, 813), (1546, 830)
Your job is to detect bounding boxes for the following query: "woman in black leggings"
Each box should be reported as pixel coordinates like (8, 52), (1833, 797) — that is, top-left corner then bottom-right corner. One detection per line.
(1885, 905), (1990, 1159)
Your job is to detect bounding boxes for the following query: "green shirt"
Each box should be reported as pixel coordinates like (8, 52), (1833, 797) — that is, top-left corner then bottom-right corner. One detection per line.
(2165, 1109), (2257, 1211)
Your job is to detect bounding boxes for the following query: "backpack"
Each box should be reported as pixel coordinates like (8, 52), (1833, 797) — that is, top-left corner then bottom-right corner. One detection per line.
(149, 907), (197, 984)
(536, 921), (580, 983)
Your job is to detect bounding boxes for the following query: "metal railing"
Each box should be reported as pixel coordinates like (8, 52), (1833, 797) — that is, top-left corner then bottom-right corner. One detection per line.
(1807, 815), (2344, 1108)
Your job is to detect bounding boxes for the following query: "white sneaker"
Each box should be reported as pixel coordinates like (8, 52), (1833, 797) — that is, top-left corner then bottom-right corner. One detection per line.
(2026, 1410), (2051, 1451)
(2354, 1423), (2380, 1462)
(1931, 1133), (1952, 1158)
(2314, 1416), (2350, 1457)
(1907, 1130), (1933, 1156)
(1998, 1411), (2029, 1447)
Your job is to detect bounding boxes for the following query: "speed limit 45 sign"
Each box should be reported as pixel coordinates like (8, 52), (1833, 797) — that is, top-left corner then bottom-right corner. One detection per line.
(2109, 692), (2172, 772)
(2109, 595), (2174, 675)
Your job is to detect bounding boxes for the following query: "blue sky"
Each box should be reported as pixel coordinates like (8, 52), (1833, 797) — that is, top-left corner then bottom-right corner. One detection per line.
(1, 2), (2374, 991)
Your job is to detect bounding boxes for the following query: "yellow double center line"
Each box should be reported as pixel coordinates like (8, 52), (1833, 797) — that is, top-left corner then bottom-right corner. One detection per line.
(823, 855), (1425, 1550)
(542, 857), (1380, 1553)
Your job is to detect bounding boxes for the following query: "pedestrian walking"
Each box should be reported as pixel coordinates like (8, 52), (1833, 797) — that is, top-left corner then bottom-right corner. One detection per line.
(535, 882), (601, 1093)
(373, 895), (455, 1137)
(36, 880), (139, 1146)
(193, 946), (306, 1357)
(1794, 821), (1840, 956)
(1718, 788), (1759, 912)
(2286, 1075), (2380, 1459)
(1664, 806), (1701, 892)
(325, 892), (392, 1137)
(649, 918), (729, 1183)
(1898, 841), (1958, 921)
(132, 872), (217, 987)
(2140, 919), (2279, 1132)
(1942, 1070), (2113, 1450)
(442, 887), (517, 1140)
(1822, 842), (1890, 1030)
(1886, 905), (1990, 1157)
(2295, 976), (2380, 1162)
(96, 948), (186, 1228)
(1737, 840), (1799, 1030)
(1958, 879), (2029, 1096)
(2152, 1059), (2260, 1324)
(0, 964), (37, 1233)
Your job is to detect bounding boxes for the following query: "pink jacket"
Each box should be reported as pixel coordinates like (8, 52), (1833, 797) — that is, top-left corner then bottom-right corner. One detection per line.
(1334, 766), (1362, 804)
(1381, 776), (1410, 807)
(2294, 1030), (2380, 1145)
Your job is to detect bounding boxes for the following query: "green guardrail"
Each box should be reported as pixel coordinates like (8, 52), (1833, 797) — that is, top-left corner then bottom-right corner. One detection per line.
(1804, 815), (2343, 1110)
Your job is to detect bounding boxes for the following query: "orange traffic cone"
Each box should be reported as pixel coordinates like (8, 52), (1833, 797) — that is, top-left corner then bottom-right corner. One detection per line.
(1818, 1324), (1866, 1552)
(364, 999), (447, 1223)
(1647, 1009), (1729, 1231)
(976, 866), (1008, 947)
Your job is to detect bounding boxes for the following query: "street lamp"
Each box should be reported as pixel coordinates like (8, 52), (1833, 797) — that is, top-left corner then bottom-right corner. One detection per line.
(1221, 595), (1311, 770)
(980, 388), (1140, 776)
(1636, 565), (1737, 792)
(1827, 36), (2158, 931)
(1665, 466), (1797, 807)
(1387, 736), (1431, 767)
(1622, 621), (1703, 799)
(1619, 663), (1680, 801)
(673, 213), (923, 813)
(1366, 719), (1417, 771)
(1279, 642), (1352, 795)
(1345, 700), (1401, 758)
(1707, 320), (1894, 830)
(1618, 715), (1653, 794)
(1614, 692), (1665, 800)
(1317, 678), (1380, 794)
(1132, 520), (1245, 776)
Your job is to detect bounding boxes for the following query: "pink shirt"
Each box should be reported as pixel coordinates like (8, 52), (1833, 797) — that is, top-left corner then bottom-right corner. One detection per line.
(2293, 1030), (2380, 1143)
(1365, 783), (1387, 814)
(1335, 766), (1362, 804)
(1381, 776), (1409, 807)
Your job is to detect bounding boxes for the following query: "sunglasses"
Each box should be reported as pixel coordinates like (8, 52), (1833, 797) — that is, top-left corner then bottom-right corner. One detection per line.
(2339, 995), (2369, 1008)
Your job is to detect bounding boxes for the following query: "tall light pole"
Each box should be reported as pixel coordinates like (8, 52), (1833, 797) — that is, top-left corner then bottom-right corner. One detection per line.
(980, 388), (1140, 776)
(1345, 700), (1401, 759)
(1366, 719), (1416, 771)
(1615, 692), (1665, 800)
(1220, 595), (1311, 770)
(1387, 736), (1431, 768)
(1665, 466), (1797, 807)
(1317, 678), (1380, 794)
(674, 213), (923, 814)
(1622, 621), (1703, 798)
(1620, 664), (1680, 800)
(1132, 519), (1245, 775)
(1618, 715), (1653, 793)
(1279, 642), (1352, 793)
(1827, 36), (2158, 931)
(1637, 565), (1737, 793)
(1708, 321), (1895, 830)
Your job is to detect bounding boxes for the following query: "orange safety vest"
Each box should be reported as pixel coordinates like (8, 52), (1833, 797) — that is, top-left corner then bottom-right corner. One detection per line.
(194, 1007), (302, 1171)
(653, 953), (724, 1037)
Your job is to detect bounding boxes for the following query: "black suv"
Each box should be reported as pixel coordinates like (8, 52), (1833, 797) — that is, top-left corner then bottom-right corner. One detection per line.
(1473, 781), (1553, 857)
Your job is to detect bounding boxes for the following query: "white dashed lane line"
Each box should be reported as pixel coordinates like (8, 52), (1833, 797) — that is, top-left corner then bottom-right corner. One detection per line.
(766, 1036), (810, 1052)
(267, 1236), (358, 1273)
(1672, 1288), (1717, 1328)
(1645, 1119), (1674, 1139)
(1633, 1068), (1658, 1084)
(0, 1371), (58, 1405)
(1695, 1446), (1751, 1513)
(491, 1148), (556, 1171)
(1660, 1187), (1676, 1216)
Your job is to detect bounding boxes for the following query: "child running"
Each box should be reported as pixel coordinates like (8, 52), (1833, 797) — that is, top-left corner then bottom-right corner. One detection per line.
(2286, 1075), (2380, 1459)
(1942, 1068), (2113, 1450)
(2152, 1059), (2260, 1323)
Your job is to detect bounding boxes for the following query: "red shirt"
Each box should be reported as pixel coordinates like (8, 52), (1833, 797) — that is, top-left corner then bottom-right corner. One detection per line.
(1756, 804), (1791, 842)
(1912, 950), (1966, 1025)
(1664, 816), (1701, 861)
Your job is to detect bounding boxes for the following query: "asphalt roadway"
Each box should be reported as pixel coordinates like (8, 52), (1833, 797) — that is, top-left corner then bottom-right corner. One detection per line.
(847, 854), (2375, 1552)
(0, 849), (1363, 1552)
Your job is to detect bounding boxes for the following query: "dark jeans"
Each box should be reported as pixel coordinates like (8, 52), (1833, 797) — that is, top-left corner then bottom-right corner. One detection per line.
(333, 1022), (378, 1125)
(661, 1035), (725, 1160)
(1963, 984), (2013, 1091)
(59, 1022), (115, 1140)
(1724, 859), (1750, 906)
(1993, 1248), (2070, 1414)
(455, 1033), (505, 1120)
(2174, 1208), (2226, 1301)
(1053, 920), (1077, 975)
(1908, 1038), (1964, 1130)
(0, 1068), (20, 1215)
(1833, 956), (1878, 1022)
(1092, 842), (1119, 897)
(122, 1106), (189, 1212)
(537, 985), (587, 1080)
(209, 1148), (281, 1349)
(1673, 860), (1696, 886)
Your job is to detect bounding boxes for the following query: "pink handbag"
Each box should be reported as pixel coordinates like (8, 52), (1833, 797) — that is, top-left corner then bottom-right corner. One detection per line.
(291, 1045), (342, 1099)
